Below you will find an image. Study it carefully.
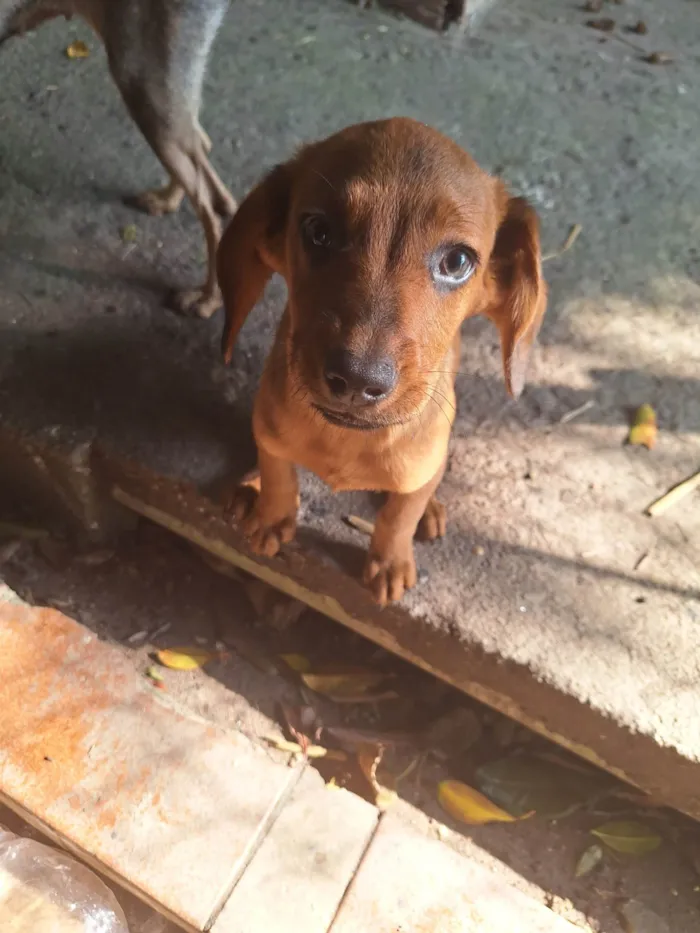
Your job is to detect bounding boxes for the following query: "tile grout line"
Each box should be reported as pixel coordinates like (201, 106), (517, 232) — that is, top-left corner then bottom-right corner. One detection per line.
(324, 808), (387, 933)
(203, 760), (307, 932)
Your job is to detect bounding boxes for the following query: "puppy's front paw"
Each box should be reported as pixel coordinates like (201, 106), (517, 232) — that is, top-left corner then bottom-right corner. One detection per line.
(415, 496), (446, 542)
(363, 540), (417, 606)
(170, 286), (222, 320)
(225, 475), (297, 558)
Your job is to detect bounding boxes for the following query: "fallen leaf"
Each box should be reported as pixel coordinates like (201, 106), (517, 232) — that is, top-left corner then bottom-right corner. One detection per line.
(66, 40), (90, 59)
(279, 653), (312, 673)
(156, 646), (219, 671)
(586, 17), (616, 32)
(583, 0), (603, 11)
(591, 820), (662, 856)
(145, 666), (165, 689)
(628, 20), (647, 35)
(358, 744), (397, 810)
(301, 670), (390, 700)
(121, 224), (138, 243)
(263, 736), (345, 761)
(575, 843), (604, 878)
(627, 404), (657, 449)
(438, 779), (530, 826)
(618, 900), (670, 933)
(644, 51), (673, 65)
(476, 756), (609, 820)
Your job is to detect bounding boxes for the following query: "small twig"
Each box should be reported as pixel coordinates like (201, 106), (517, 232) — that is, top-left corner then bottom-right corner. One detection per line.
(559, 399), (595, 425)
(633, 550), (650, 572)
(344, 514), (375, 536)
(542, 223), (582, 262)
(645, 469), (700, 517)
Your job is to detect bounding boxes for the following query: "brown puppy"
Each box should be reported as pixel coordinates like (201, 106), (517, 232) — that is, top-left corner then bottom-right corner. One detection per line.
(217, 118), (547, 605)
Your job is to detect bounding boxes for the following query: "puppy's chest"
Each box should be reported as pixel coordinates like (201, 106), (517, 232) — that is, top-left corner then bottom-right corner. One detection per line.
(258, 409), (445, 494)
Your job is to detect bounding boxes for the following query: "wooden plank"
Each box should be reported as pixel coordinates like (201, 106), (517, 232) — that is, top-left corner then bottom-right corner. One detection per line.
(0, 597), (300, 931)
(213, 769), (378, 933)
(330, 814), (591, 933)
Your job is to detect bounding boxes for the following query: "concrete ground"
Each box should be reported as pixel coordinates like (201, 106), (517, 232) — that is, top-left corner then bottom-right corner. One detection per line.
(0, 0), (699, 928)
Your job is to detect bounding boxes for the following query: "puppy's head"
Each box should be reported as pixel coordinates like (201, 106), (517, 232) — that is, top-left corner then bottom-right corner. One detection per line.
(218, 118), (546, 430)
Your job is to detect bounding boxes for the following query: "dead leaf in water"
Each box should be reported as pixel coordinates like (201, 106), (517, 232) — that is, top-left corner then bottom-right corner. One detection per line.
(438, 780), (531, 826)
(627, 404), (657, 449)
(591, 820), (662, 855)
(66, 40), (90, 59)
(156, 646), (219, 671)
(575, 843), (604, 878)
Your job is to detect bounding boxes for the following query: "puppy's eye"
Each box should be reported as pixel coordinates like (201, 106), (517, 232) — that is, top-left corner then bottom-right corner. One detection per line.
(433, 245), (477, 286)
(301, 213), (333, 249)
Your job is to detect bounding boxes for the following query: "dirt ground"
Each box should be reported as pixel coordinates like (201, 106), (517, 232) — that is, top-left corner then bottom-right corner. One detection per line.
(1, 0), (699, 930)
(1, 525), (699, 933)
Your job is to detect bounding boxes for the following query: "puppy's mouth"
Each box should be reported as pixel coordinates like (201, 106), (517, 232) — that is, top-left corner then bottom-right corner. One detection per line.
(313, 405), (384, 431)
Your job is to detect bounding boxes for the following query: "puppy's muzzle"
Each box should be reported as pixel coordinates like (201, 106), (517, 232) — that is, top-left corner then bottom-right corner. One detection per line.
(322, 348), (398, 408)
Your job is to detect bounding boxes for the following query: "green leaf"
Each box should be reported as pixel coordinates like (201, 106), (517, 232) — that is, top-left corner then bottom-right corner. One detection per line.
(591, 821), (662, 856)
(475, 756), (609, 820)
(575, 843), (604, 878)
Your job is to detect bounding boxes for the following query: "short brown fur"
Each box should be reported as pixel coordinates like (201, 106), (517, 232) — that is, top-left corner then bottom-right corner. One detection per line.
(217, 118), (547, 605)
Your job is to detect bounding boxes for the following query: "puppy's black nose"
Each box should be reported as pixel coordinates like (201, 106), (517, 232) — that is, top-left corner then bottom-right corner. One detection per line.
(323, 348), (398, 405)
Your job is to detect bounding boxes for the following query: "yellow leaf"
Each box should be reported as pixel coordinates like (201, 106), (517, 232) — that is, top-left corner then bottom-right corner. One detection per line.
(438, 779), (533, 826)
(279, 653), (311, 674)
(66, 40), (90, 59)
(591, 821), (662, 856)
(301, 670), (388, 699)
(627, 404), (657, 449)
(262, 735), (346, 761)
(121, 224), (138, 243)
(156, 646), (217, 671)
(358, 745), (397, 810)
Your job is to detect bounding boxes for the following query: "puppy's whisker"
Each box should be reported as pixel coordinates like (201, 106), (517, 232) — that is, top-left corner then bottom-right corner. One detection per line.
(430, 387), (457, 417)
(312, 169), (338, 194)
(426, 392), (453, 430)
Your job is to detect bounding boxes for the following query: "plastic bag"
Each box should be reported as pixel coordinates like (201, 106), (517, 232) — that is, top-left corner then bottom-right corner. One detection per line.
(0, 825), (130, 932)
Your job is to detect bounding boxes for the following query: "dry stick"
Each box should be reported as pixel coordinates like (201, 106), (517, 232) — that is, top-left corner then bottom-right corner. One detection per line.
(559, 399), (596, 425)
(345, 514), (375, 536)
(542, 223), (582, 263)
(645, 469), (700, 517)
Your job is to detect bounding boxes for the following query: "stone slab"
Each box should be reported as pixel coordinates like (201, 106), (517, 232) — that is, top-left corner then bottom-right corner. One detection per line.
(0, 596), (298, 931)
(330, 814), (589, 933)
(213, 768), (378, 933)
(104, 458), (700, 824)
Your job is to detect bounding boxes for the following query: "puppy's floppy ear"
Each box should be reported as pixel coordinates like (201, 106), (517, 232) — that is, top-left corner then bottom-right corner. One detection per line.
(217, 162), (294, 364)
(483, 192), (547, 398)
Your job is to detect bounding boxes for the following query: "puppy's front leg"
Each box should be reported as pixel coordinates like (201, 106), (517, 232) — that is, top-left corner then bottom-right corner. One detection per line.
(233, 447), (299, 558)
(364, 464), (446, 606)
